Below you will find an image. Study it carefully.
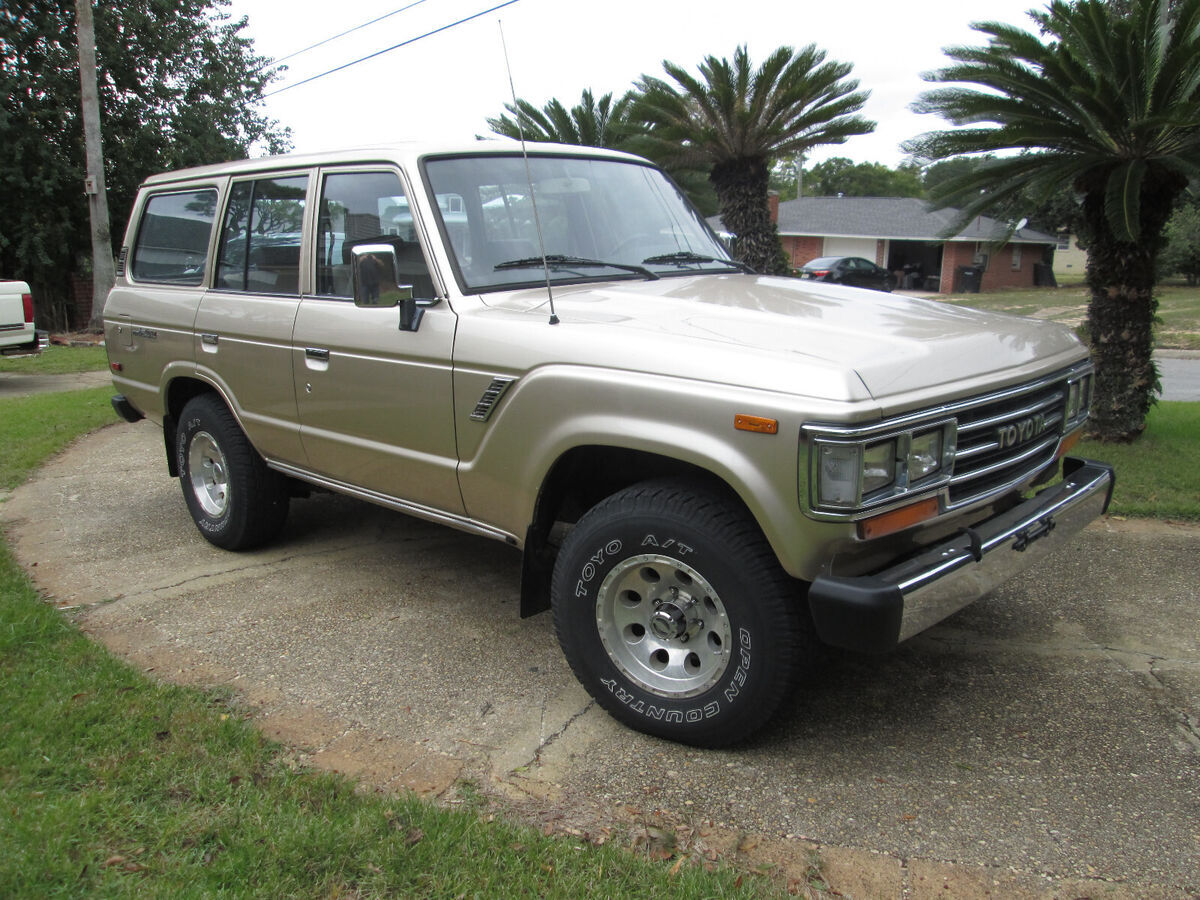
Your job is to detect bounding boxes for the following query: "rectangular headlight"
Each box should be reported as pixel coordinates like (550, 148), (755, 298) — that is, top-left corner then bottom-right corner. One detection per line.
(907, 429), (943, 481)
(818, 443), (862, 506)
(862, 440), (897, 495)
(1066, 381), (1081, 421)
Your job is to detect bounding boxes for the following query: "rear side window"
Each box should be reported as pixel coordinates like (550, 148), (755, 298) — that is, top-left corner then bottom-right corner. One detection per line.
(216, 175), (308, 294)
(130, 189), (217, 285)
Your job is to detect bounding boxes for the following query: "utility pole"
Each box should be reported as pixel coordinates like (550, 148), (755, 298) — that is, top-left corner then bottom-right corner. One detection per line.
(75, 0), (114, 332)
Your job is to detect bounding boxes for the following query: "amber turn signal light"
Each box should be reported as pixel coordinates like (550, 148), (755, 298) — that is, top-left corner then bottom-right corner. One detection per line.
(857, 496), (940, 540)
(1056, 429), (1081, 458)
(734, 414), (778, 434)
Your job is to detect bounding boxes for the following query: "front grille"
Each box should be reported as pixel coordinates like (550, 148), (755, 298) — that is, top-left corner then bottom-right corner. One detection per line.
(947, 379), (1067, 507)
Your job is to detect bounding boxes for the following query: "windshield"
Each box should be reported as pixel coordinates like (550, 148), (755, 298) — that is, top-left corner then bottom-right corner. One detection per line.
(422, 154), (737, 293)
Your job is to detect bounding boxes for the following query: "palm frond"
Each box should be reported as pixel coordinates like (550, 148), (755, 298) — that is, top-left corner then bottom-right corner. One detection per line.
(913, 0), (1200, 242)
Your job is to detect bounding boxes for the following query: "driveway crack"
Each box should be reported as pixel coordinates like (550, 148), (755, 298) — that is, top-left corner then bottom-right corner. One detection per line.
(531, 699), (595, 767)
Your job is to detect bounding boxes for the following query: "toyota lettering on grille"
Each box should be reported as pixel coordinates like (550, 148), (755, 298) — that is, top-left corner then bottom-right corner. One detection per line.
(996, 413), (1051, 450)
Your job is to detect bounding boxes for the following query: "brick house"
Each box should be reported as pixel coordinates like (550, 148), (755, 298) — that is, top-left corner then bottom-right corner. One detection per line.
(714, 196), (1058, 293)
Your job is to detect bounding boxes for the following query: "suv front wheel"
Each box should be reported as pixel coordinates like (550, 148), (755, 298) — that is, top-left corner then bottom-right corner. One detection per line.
(551, 478), (815, 746)
(176, 394), (289, 550)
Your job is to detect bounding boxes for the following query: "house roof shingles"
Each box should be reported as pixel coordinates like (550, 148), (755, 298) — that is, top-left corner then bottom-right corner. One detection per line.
(711, 196), (1057, 245)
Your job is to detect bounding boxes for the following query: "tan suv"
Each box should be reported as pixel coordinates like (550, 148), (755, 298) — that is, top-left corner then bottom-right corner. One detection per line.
(105, 142), (1113, 745)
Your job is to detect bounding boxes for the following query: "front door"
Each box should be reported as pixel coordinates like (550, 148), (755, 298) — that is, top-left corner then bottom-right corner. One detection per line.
(291, 168), (463, 515)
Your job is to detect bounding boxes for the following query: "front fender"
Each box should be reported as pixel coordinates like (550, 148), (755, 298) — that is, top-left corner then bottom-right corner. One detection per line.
(455, 364), (853, 579)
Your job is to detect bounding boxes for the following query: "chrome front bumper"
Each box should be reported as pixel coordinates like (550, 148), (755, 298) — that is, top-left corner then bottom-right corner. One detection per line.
(807, 458), (1115, 652)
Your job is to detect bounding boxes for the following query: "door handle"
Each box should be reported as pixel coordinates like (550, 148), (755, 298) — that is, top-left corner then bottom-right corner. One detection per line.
(305, 347), (330, 361)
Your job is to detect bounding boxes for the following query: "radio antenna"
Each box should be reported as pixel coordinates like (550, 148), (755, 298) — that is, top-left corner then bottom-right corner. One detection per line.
(498, 20), (559, 325)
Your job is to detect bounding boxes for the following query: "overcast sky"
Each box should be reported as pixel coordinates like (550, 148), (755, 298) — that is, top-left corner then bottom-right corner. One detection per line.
(224, 0), (1045, 166)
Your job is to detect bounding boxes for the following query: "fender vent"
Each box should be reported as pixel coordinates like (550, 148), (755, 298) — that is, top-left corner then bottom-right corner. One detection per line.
(115, 246), (129, 277)
(470, 377), (515, 421)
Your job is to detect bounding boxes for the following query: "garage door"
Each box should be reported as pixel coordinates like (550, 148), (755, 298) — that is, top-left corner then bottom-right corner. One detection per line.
(823, 237), (878, 260)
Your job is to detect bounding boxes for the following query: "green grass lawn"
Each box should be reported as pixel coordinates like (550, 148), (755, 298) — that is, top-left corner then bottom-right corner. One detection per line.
(0, 344), (108, 375)
(0, 393), (773, 898)
(1077, 401), (1200, 520)
(0, 387), (116, 490)
(942, 281), (1200, 349)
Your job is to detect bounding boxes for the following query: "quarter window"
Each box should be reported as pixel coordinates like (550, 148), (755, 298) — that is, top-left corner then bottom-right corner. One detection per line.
(130, 190), (217, 285)
(216, 175), (307, 294)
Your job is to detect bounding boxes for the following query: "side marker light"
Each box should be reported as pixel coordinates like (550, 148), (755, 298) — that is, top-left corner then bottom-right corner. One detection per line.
(735, 414), (778, 434)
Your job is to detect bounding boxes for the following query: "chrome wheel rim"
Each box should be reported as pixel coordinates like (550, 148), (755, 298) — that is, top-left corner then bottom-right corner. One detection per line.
(595, 553), (732, 698)
(188, 431), (230, 518)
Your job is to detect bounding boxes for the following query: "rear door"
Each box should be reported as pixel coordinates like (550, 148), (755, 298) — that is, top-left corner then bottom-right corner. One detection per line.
(290, 167), (462, 514)
(194, 172), (310, 464)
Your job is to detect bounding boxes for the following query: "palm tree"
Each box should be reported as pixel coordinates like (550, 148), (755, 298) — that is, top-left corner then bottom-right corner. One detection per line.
(906, 0), (1200, 442)
(486, 89), (633, 149)
(628, 45), (874, 274)
(485, 88), (719, 214)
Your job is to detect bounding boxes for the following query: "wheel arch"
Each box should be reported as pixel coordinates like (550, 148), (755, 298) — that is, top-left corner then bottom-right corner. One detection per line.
(519, 444), (756, 617)
(161, 375), (226, 476)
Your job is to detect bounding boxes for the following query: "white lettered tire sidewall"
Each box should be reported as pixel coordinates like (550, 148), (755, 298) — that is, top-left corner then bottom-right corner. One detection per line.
(176, 394), (289, 551)
(551, 481), (805, 746)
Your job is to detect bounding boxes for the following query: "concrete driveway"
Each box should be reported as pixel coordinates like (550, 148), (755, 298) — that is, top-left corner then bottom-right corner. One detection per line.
(3, 421), (1198, 898)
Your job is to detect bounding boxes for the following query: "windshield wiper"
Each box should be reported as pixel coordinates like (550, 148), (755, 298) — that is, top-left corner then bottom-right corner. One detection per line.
(641, 251), (755, 274)
(494, 254), (658, 281)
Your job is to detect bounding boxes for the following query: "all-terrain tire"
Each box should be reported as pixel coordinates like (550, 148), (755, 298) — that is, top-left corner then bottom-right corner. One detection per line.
(551, 478), (818, 746)
(176, 394), (289, 550)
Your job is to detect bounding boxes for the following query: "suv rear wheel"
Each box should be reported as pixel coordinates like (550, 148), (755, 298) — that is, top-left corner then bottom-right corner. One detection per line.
(551, 478), (816, 746)
(176, 394), (289, 550)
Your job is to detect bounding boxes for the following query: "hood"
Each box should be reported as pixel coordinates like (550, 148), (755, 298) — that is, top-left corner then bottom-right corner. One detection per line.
(474, 274), (1086, 404)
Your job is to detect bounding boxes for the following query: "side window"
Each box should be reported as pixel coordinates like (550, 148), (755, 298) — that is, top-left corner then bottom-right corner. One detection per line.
(316, 170), (435, 299)
(130, 189), (217, 285)
(216, 175), (307, 294)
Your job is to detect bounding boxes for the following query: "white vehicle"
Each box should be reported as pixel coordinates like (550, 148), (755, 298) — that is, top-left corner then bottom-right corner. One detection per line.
(0, 280), (39, 356)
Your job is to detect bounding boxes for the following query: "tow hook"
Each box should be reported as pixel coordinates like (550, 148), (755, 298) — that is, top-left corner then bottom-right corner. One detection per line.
(1012, 515), (1056, 552)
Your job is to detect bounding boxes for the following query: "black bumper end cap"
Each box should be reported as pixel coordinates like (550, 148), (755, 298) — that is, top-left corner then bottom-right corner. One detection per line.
(808, 575), (903, 653)
(111, 394), (145, 424)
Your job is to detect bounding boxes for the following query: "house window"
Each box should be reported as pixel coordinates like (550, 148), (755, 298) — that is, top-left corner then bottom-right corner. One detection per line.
(1011, 245), (1022, 270)
(1057, 233), (1071, 250)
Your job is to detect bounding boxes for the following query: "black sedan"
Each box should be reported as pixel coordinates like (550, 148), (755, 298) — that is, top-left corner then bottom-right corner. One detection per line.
(797, 256), (894, 292)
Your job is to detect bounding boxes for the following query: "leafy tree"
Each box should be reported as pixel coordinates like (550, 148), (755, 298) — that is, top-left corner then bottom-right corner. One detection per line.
(486, 88), (720, 216)
(803, 157), (923, 198)
(629, 45), (874, 274)
(0, 0), (289, 329)
(1159, 199), (1200, 284)
(906, 0), (1200, 442)
(919, 156), (1083, 236)
(487, 89), (632, 149)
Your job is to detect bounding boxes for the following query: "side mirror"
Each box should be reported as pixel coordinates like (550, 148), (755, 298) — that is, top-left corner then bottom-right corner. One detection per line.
(351, 243), (412, 307)
(351, 244), (422, 332)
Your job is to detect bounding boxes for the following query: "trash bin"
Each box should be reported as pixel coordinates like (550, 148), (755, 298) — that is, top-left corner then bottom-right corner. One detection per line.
(955, 265), (982, 293)
(1033, 261), (1057, 287)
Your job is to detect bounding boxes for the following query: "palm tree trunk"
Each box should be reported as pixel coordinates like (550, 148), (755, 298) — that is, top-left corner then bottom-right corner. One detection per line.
(710, 157), (787, 275)
(1081, 171), (1179, 441)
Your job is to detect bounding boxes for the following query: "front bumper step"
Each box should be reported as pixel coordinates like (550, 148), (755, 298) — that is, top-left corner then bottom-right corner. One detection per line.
(807, 457), (1115, 653)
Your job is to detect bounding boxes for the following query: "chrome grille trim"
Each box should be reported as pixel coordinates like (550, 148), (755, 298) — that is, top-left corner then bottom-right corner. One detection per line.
(801, 360), (1093, 521)
(943, 374), (1074, 508)
(955, 391), (1065, 434)
(950, 434), (1060, 486)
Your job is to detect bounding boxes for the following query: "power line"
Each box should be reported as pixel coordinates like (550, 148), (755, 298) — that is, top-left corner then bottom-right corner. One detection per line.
(262, 0), (433, 71)
(264, 0), (522, 98)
